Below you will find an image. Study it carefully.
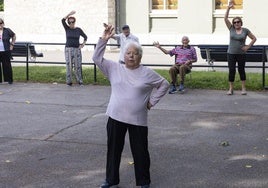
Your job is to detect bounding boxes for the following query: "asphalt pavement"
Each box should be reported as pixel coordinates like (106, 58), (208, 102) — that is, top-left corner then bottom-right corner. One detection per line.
(0, 82), (267, 188)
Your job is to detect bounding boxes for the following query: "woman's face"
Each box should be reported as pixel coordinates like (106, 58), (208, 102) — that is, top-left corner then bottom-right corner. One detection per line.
(233, 19), (242, 29)
(124, 45), (142, 70)
(0, 20), (4, 29)
(68, 19), (75, 28)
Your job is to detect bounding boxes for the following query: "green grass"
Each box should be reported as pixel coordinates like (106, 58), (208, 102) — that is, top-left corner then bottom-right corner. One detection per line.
(155, 69), (266, 91)
(13, 66), (267, 91)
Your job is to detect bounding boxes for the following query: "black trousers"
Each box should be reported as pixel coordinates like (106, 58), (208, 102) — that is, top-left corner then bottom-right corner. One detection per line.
(0, 51), (13, 83)
(105, 117), (151, 186)
(227, 53), (246, 82)
(0, 62), (2, 82)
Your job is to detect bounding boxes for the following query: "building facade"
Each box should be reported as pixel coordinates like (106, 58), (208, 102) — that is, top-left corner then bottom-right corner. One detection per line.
(2, 0), (268, 46)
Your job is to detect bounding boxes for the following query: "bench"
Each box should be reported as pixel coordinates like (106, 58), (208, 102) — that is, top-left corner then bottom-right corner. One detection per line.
(198, 45), (267, 69)
(11, 42), (44, 61)
(197, 45), (268, 89)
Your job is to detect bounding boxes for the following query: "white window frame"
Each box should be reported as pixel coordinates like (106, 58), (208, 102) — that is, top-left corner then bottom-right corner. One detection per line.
(149, 0), (178, 18)
(213, 0), (243, 17)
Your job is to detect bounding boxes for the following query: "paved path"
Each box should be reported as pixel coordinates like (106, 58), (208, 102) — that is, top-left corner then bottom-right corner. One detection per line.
(0, 83), (267, 188)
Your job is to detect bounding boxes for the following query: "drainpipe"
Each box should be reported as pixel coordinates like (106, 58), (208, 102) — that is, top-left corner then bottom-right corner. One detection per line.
(115, 0), (120, 45)
(115, 0), (120, 34)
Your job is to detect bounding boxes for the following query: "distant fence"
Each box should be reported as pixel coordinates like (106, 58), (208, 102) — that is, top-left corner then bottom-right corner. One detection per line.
(10, 42), (268, 89)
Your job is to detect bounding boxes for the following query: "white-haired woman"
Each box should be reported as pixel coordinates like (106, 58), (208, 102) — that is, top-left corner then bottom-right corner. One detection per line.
(92, 24), (169, 188)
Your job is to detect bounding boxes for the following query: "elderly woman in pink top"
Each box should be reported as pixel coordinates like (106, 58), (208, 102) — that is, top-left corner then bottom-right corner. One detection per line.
(92, 24), (169, 188)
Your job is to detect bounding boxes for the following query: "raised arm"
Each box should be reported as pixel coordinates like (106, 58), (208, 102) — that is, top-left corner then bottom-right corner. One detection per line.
(224, 2), (233, 29)
(153, 41), (170, 55)
(102, 23), (115, 41)
(62, 10), (76, 28)
(63, 10), (76, 20)
(92, 24), (115, 76)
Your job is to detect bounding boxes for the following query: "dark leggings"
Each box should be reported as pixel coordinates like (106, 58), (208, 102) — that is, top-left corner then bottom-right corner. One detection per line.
(0, 51), (13, 83)
(227, 53), (246, 82)
(105, 117), (151, 186)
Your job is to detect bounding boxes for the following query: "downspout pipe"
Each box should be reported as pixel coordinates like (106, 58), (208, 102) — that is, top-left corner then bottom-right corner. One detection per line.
(115, 0), (120, 34)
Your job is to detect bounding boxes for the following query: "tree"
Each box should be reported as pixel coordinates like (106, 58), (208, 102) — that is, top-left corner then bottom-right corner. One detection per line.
(0, 0), (3, 11)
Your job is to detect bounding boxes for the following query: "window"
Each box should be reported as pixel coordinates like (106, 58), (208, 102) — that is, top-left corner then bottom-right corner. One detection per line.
(215, 0), (243, 9)
(152, 0), (178, 10)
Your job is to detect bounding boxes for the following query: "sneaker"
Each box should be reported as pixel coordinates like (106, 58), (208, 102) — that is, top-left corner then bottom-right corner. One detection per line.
(178, 84), (184, 91)
(226, 89), (233, 95)
(169, 85), (177, 94)
(100, 181), (118, 188)
(241, 88), (247, 95)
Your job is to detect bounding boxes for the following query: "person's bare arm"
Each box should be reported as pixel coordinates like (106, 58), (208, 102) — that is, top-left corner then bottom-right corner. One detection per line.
(224, 2), (233, 29)
(153, 41), (170, 54)
(242, 32), (257, 52)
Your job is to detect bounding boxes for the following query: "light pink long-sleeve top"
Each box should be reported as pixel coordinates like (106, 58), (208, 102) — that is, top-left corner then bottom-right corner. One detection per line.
(92, 38), (169, 126)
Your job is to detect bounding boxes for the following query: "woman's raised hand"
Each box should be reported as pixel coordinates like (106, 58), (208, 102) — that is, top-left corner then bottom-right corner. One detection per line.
(153, 41), (160, 48)
(228, 1), (234, 9)
(102, 23), (115, 41)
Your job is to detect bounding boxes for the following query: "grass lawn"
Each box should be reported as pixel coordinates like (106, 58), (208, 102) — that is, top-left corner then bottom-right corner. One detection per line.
(12, 66), (267, 91)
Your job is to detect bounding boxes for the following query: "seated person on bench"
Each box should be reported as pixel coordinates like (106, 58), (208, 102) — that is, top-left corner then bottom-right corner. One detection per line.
(153, 36), (197, 94)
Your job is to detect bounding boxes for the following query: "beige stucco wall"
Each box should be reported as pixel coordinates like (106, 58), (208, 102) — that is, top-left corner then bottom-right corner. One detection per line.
(244, 0), (268, 39)
(3, 0), (115, 45)
(2, 0), (268, 46)
(116, 0), (149, 33)
(177, 0), (213, 34)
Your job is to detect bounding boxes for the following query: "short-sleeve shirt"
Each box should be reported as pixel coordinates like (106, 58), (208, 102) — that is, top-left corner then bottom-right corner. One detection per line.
(113, 33), (139, 62)
(169, 45), (197, 65)
(228, 26), (250, 54)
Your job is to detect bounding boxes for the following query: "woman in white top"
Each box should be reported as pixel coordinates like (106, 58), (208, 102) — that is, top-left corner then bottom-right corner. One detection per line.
(92, 24), (169, 188)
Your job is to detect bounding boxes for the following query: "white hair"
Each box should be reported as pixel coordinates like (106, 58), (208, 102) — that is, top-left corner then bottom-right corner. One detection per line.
(124, 41), (143, 56)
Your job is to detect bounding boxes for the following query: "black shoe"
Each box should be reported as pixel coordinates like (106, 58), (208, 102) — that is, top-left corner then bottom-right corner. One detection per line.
(8, 81), (13, 85)
(100, 181), (118, 188)
(66, 83), (72, 86)
(168, 84), (177, 94)
(141, 185), (150, 188)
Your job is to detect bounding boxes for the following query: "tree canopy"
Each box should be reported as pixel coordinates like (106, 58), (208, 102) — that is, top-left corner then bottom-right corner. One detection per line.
(0, 0), (3, 11)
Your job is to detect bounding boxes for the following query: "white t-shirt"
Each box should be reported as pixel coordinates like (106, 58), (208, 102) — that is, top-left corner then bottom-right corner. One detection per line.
(114, 33), (139, 62)
(0, 35), (5, 51)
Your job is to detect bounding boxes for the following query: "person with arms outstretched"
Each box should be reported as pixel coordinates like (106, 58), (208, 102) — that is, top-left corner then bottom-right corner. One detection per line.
(153, 36), (197, 94)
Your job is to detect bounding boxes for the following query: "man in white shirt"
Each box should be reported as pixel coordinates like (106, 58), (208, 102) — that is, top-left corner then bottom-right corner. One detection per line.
(112, 25), (139, 64)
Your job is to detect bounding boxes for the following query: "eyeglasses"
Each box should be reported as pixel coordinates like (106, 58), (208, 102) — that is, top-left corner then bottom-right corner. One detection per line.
(233, 21), (241, 24)
(68, 21), (75, 24)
